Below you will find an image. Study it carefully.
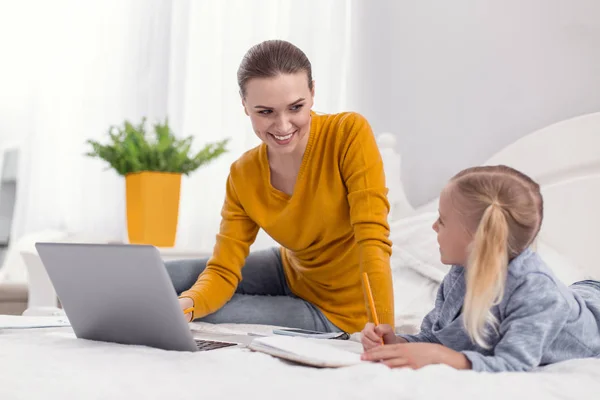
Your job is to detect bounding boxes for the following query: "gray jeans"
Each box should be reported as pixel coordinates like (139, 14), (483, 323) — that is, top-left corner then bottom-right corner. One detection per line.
(164, 247), (341, 333)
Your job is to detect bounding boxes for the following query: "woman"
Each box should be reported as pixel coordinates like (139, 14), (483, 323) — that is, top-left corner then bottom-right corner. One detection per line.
(168, 39), (394, 334)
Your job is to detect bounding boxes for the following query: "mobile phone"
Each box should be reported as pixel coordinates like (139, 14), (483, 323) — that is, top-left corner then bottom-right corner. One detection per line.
(272, 328), (350, 340)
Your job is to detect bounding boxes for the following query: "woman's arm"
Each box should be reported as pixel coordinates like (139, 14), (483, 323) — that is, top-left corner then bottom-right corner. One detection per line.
(339, 113), (395, 327)
(179, 170), (259, 320)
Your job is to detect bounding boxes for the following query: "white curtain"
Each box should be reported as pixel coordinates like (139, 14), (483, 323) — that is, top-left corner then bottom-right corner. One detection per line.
(5, 0), (353, 254)
(9, 0), (172, 242)
(169, 0), (353, 251)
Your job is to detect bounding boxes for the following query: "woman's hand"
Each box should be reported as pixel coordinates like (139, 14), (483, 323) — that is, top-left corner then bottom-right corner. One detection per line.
(361, 323), (405, 350)
(361, 342), (472, 370)
(179, 297), (194, 322)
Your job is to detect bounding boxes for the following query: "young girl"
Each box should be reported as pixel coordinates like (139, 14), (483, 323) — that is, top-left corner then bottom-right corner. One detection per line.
(361, 165), (600, 372)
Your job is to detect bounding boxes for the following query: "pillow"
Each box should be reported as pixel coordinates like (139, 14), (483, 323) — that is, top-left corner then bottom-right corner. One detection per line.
(390, 211), (449, 283)
(391, 265), (439, 334)
(534, 240), (592, 285)
(389, 211), (446, 333)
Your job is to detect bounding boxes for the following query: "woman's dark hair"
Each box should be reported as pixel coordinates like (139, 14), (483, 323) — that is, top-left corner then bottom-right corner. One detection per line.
(237, 40), (313, 98)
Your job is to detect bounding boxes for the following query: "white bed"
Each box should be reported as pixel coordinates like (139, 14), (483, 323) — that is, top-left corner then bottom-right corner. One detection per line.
(1, 112), (600, 399)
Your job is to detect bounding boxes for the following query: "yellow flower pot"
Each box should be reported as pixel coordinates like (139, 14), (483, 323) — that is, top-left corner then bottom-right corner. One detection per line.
(125, 171), (182, 247)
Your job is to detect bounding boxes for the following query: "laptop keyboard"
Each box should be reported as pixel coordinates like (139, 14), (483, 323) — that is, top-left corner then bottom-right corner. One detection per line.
(194, 339), (237, 351)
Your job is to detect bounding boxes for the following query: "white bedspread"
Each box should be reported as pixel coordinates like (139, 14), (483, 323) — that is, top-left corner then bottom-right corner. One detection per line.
(1, 322), (599, 400)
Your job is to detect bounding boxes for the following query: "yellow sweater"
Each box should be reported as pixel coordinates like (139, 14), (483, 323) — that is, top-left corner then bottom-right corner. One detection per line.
(180, 112), (394, 333)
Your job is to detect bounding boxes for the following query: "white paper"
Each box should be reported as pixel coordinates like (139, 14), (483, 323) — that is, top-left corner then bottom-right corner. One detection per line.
(250, 335), (363, 367)
(0, 315), (70, 329)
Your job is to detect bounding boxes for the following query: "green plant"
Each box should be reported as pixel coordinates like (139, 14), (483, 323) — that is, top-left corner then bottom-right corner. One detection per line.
(85, 117), (229, 176)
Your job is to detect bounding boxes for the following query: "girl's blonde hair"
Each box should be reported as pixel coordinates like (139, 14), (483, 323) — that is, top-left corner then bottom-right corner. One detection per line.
(450, 165), (543, 348)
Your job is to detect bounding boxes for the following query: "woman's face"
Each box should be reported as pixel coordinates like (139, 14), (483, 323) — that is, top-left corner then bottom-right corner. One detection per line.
(242, 72), (314, 156)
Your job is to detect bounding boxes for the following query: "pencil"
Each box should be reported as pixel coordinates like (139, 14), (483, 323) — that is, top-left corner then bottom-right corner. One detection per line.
(183, 307), (194, 315)
(362, 272), (384, 345)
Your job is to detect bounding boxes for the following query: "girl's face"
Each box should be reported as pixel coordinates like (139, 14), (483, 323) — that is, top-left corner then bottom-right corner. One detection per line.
(242, 72), (314, 156)
(432, 185), (473, 266)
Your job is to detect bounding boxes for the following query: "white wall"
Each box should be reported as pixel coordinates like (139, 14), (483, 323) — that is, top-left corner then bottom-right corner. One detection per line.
(2, 0), (600, 224)
(347, 0), (600, 206)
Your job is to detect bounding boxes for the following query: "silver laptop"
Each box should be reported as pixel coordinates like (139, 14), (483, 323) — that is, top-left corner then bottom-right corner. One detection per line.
(35, 242), (254, 352)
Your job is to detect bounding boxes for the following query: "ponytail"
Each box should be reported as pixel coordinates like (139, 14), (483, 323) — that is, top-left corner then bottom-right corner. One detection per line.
(463, 204), (509, 348)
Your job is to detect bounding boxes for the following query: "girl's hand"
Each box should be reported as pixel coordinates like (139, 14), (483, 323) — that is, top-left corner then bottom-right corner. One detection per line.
(360, 323), (405, 350)
(361, 342), (472, 370)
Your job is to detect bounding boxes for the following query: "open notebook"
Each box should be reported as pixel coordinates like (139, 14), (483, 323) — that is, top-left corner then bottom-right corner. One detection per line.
(248, 335), (367, 368)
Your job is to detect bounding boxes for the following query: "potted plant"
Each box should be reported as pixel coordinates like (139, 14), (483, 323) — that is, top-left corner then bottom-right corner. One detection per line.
(85, 117), (229, 247)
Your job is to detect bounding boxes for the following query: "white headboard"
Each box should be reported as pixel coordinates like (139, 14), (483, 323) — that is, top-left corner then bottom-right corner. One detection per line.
(378, 112), (600, 279)
(377, 132), (414, 221)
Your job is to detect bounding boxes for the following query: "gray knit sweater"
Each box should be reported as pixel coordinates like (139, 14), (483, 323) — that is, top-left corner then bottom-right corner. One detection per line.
(399, 248), (600, 372)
